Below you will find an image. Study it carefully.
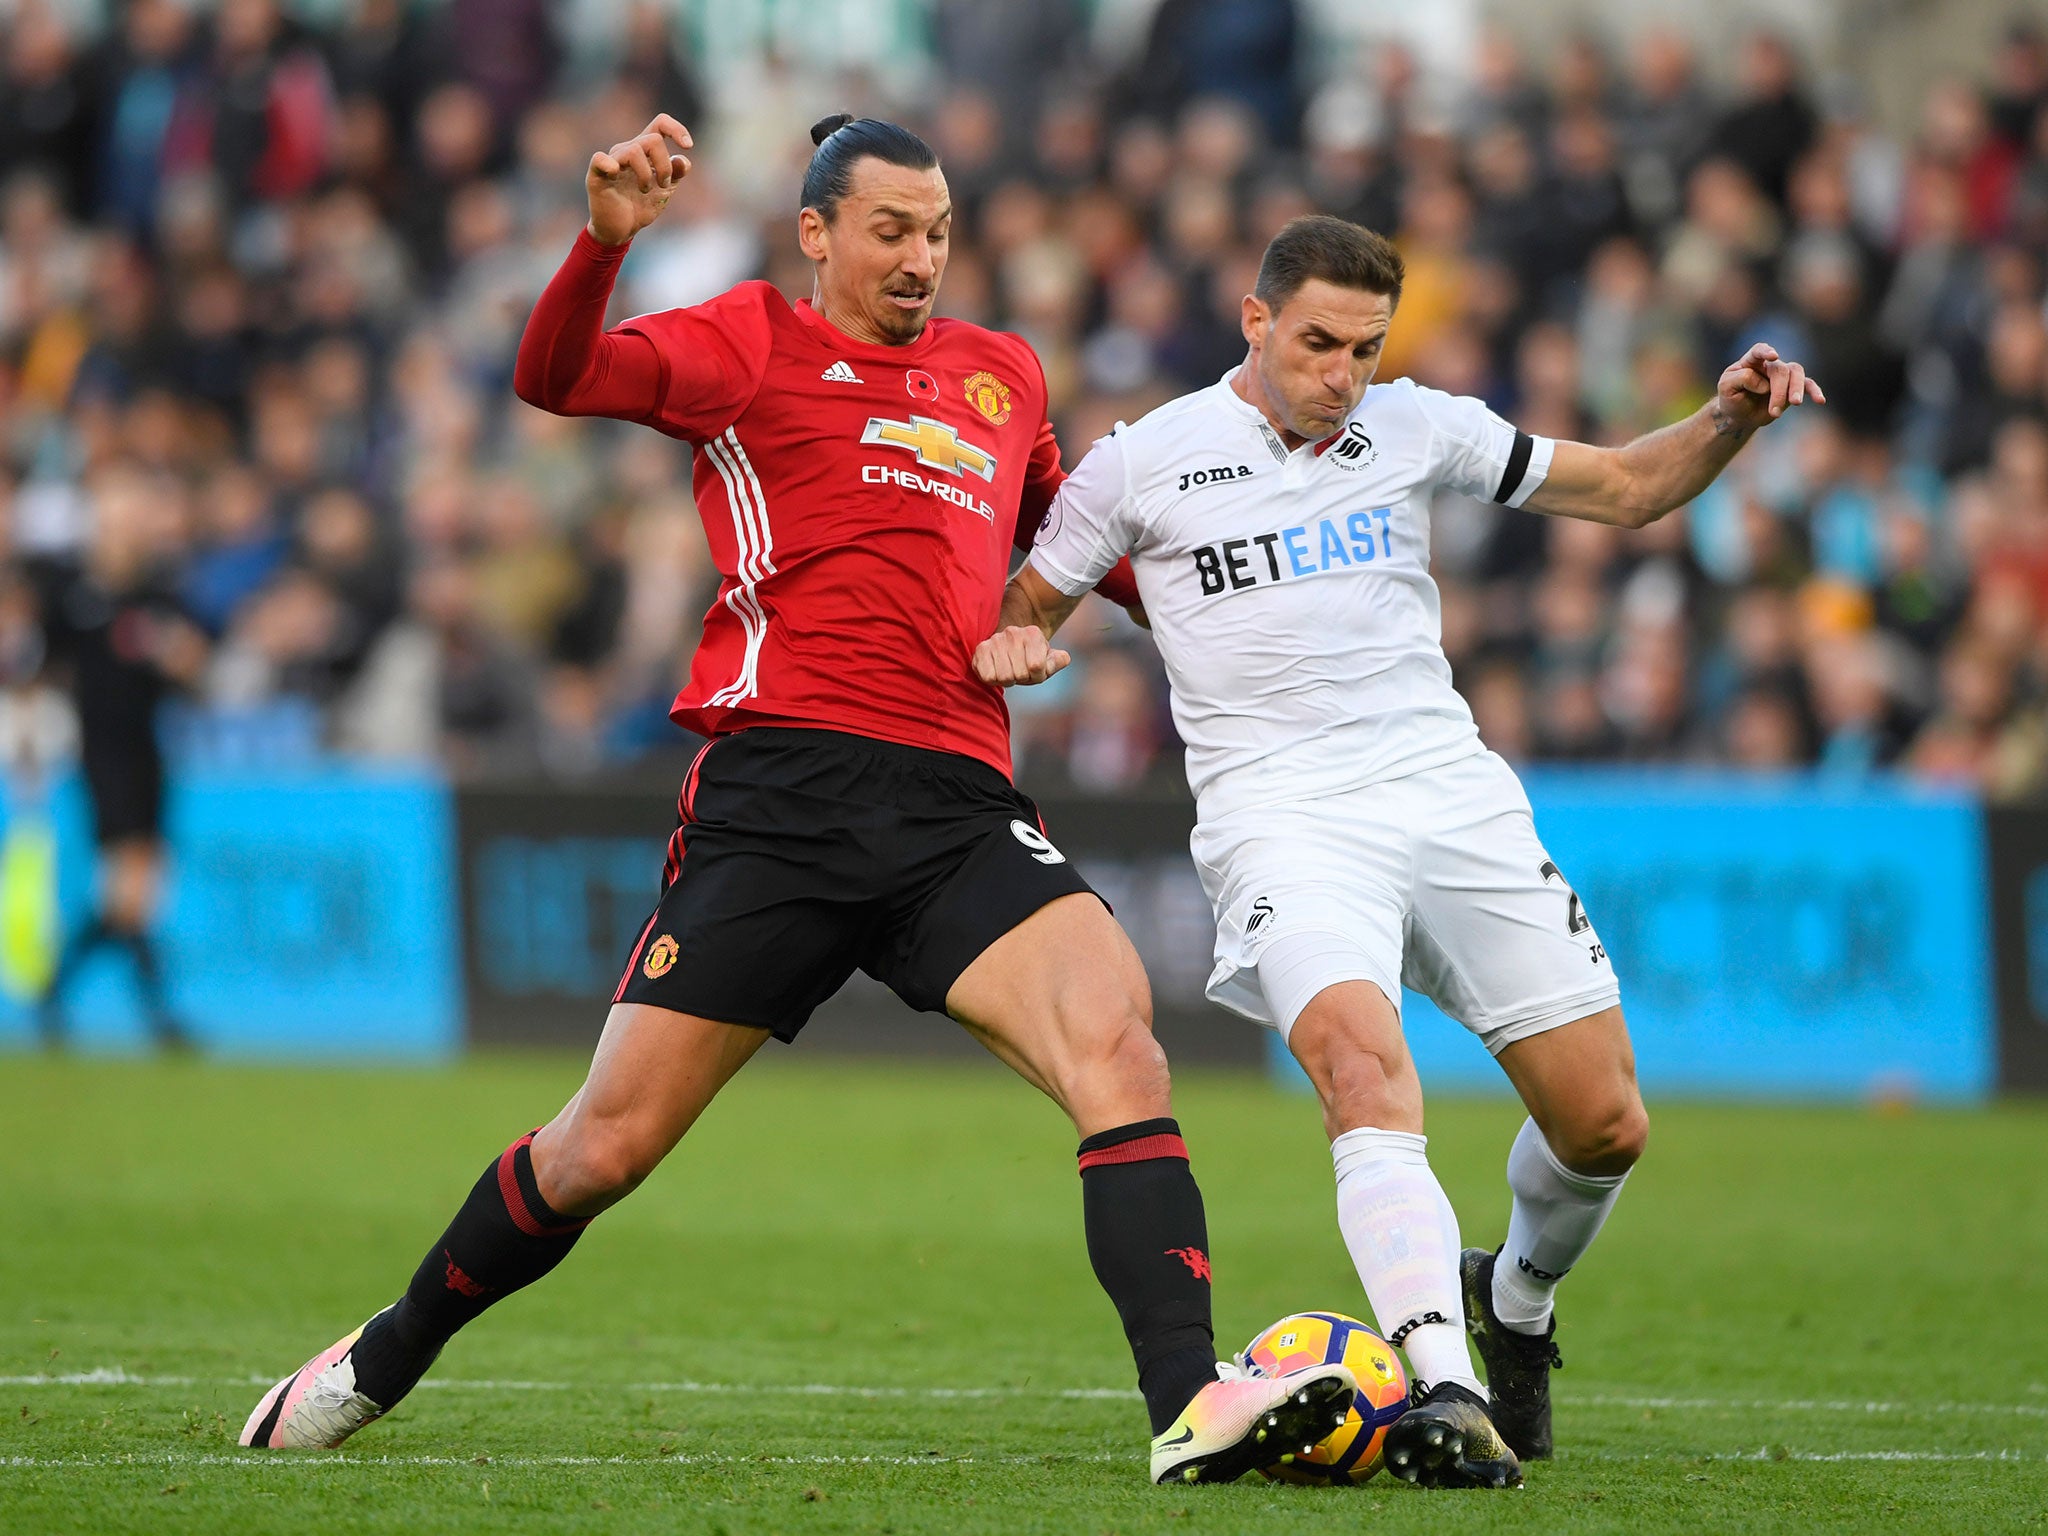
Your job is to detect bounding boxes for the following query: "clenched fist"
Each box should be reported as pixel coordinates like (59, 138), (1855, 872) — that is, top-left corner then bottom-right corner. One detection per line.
(972, 625), (1070, 687)
(587, 114), (693, 248)
(1712, 341), (1826, 435)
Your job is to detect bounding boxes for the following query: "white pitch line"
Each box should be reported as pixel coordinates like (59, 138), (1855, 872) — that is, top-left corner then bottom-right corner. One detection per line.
(3, 1449), (2042, 1471)
(0, 1372), (1140, 1400)
(6, 1373), (2047, 1420)
(424, 1380), (1141, 1402)
(1568, 1449), (2046, 1465)
(0, 1384), (195, 1392)
(1579, 1394), (2048, 1420)
(1, 1452), (1125, 1470)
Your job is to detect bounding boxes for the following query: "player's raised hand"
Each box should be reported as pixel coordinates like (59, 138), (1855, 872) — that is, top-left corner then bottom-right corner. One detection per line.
(586, 114), (693, 247)
(1713, 341), (1826, 434)
(973, 625), (1070, 688)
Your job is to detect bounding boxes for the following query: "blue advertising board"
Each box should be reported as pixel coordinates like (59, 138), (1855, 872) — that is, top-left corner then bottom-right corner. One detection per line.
(0, 762), (1999, 1093)
(0, 769), (461, 1058)
(1275, 773), (1994, 1101)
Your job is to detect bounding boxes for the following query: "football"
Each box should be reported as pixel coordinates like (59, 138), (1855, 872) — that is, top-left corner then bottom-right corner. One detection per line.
(1238, 1311), (1410, 1484)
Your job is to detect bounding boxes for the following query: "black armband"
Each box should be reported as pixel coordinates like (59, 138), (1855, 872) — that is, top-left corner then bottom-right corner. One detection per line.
(1493, 431), (1536, 504)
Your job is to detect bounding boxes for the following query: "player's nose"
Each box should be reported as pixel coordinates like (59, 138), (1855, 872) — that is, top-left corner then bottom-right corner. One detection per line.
(901, 236), (936, 282)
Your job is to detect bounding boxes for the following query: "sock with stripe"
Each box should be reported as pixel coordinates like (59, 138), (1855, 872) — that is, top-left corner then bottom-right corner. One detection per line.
(1331, 1127), (1485, 1396)
(348, 1131), (591, 1406)
(1077, 1118), (1219, 1433)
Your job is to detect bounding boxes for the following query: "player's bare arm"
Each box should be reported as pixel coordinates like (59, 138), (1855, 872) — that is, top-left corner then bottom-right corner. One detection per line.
(585, 114), (694, 246)
(1526, 342), (1824, 529)
(975, 566), (1081, 686)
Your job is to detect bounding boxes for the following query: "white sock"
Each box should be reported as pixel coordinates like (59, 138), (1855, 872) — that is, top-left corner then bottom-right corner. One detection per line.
(1492, 1117), (1630, 1335)
(1331, 1127), (1484, 1397)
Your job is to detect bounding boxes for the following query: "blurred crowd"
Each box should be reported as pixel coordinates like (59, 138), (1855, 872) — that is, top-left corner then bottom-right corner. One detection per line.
(7, 0), (2048, 795)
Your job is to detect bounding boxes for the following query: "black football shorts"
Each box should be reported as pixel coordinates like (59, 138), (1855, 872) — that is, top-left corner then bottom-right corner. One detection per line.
(612, 727), (1100, 1039)
(84, 745), (166, 845)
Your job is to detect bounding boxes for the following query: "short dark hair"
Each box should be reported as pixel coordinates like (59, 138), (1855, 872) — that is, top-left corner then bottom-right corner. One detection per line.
(1255, 214), (1404, 311)
(801, 114), (940, 221)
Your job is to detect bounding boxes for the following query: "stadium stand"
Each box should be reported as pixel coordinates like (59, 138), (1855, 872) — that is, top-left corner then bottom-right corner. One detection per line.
(5, 0), (2048, 794)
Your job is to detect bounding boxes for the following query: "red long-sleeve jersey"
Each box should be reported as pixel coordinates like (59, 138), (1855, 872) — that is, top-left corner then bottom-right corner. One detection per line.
(515, 232), (1131, 778)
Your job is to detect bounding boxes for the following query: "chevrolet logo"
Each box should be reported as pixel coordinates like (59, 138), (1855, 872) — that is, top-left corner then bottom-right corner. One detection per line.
(861, 415), (998, 481)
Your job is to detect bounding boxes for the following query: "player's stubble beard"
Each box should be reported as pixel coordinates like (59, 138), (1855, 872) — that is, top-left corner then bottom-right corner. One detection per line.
(874, 283), (935, 343)
(1259, 348), (1356, 447)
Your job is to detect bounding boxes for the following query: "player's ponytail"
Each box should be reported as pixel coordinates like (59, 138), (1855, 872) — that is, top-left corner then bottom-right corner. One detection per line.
(800, 114), (939, 221)
(810, 113), (855, 146)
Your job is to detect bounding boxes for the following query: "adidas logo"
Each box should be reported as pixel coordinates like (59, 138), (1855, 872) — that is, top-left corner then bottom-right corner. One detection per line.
(821, 360), (863, 384)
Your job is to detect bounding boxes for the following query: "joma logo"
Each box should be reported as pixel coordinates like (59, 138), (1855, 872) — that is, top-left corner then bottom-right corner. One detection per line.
(1177, 464), (1254, 493)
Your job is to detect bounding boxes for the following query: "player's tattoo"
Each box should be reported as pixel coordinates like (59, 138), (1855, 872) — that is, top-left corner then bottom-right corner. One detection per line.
(1709, 399), (1749, 440)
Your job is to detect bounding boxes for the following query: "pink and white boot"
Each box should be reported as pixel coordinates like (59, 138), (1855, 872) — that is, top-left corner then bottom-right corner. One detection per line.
(241, 1313), (390, 1449)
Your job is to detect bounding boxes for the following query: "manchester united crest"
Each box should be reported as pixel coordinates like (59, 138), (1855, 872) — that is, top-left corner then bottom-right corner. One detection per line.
(963, 370), (1014, 426)
(643, 933), (680, 979)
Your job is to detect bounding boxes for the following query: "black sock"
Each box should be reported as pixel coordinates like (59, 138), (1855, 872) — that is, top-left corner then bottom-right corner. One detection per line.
(115, 928), (184, 1044)
(349, 1131), (590, 1405)
(1077, 1118), (1218, 1434)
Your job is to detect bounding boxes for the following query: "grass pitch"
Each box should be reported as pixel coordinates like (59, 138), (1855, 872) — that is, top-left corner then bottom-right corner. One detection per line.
(2, 1051), (2044, 1535)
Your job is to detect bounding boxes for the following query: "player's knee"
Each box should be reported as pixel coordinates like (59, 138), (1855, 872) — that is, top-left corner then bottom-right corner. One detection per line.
(1555, 1094), (1648, 1176)
(1608, 1097), (1651, 1169)
(1061, 1005), (1171, 1120)
(1115, 1017), (1171, 1097)
(104, 884), (149, 932)
(1291, 1006), (1419, 1135)
(545, 1120), (664, 1212)
(1317, 1044), (1416, 1136)
(1096, 1009), (1172, 1097)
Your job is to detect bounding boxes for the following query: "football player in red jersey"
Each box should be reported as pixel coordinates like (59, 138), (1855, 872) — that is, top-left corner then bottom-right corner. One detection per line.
(241, 114), (1355, 1483)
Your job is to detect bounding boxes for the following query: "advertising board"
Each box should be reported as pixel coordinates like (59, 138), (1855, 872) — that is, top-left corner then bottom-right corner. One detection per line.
(0, 769), (460, 1057)
(1378, 773), (1994, 1100)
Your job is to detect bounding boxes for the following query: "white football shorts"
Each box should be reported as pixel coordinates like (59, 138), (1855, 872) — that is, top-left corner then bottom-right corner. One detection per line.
(1193, 750), (1621, 1054)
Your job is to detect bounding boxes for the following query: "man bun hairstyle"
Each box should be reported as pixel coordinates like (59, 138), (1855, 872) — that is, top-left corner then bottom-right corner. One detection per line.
(1255, 214), (1405, 311)
(801, 114), (940, 221)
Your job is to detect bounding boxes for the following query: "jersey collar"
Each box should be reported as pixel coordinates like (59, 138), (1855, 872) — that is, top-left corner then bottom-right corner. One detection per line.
(1217, 369), (1294, 465)
(1218, 367), (1367, 462)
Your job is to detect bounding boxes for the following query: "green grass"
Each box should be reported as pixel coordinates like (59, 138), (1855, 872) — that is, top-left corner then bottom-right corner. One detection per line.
(1, 1052), (2044, 1534)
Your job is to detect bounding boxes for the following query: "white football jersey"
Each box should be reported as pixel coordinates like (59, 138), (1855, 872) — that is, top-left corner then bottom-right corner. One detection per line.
(1030, 372), (1553, 821)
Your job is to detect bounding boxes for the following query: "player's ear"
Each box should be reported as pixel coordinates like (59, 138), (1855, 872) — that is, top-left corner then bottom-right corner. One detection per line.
(1241, 294), (1270, 349)
(797, 206), (829, 263)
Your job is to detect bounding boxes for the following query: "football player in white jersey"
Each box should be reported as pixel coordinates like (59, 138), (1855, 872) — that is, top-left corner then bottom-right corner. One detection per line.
(973, 215), (1822, 1489)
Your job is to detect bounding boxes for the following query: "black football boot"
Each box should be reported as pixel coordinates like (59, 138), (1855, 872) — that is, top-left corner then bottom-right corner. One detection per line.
(1460, 1244), (1562, 1460)
(1382, 1380), (1523, 1489)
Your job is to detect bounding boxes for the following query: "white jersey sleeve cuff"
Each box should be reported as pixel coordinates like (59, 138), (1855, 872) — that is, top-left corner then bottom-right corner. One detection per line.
(1498, 433), (1554, 509)
(1027, 551), (1098, 599)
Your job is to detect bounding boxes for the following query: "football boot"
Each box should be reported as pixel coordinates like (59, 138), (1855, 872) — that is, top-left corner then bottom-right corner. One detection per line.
(1461, 1244), (1562, 1460)
(1383, 1380), (1524, 1488)
(241, 1312), (394, 1450)
(1150, 1359), (1356, 1485)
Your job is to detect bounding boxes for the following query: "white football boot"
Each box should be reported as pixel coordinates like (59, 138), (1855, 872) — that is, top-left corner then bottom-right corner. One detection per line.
(1149, 1359), (1357, 1484)
(240, 1312), (391, 1449)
